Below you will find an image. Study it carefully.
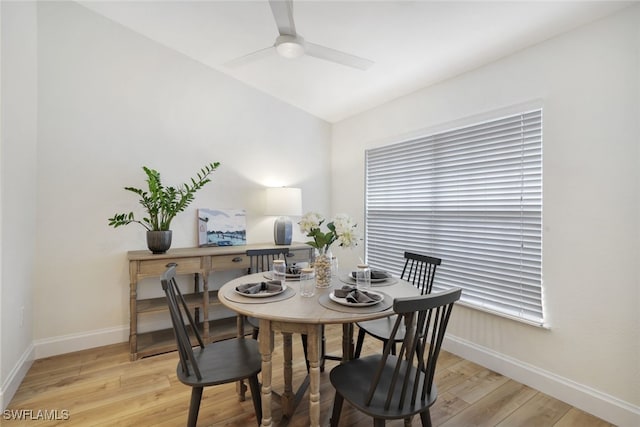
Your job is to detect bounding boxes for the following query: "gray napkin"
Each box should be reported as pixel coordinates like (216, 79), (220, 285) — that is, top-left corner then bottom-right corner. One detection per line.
(236, 280), (283, 295)
(287, 266), (301, 275)
(334, 286), (381, 304)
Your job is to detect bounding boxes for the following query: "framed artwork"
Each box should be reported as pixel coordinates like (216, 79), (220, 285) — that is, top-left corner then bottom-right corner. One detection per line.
(198, 208), (247, 247)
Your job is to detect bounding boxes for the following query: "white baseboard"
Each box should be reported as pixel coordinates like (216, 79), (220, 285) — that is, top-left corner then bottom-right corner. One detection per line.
(443, 334), (640, 427)
(2, 326), (127, 411)
(33, 325), (128, 359)
(0, 343), (34, 411)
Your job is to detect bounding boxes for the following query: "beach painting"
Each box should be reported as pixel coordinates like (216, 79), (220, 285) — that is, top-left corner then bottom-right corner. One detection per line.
(198, 208), (247, 247)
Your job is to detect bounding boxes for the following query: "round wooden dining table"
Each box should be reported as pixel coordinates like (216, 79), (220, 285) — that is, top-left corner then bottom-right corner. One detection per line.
(218, 272), (420, 427)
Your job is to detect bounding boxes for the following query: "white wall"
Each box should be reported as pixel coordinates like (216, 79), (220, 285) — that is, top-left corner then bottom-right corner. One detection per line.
(332, 5), (639, 426)
(32, 1), (330, 350)
(0, 1), (38, 410)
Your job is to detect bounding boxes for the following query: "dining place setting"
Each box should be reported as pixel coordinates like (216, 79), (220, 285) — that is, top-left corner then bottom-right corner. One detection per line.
(224, 275), (296, 303)
(319, 264), (397, 313)
(224, 260), (314, 303)
(338, 267), (398, 287)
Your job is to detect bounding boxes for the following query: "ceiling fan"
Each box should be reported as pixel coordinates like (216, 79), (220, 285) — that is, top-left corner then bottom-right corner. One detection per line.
(224, 0), (374, 71)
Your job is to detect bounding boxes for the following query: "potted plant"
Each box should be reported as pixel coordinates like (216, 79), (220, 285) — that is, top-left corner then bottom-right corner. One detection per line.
(108, 162), (220, 253)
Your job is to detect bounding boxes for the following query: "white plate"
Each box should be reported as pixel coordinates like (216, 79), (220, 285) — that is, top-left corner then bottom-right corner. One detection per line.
(349, 272), (392, 283)
(235, 283), (287, 298)
(329, 289), (383, 307)
(263, 272), (313, 281)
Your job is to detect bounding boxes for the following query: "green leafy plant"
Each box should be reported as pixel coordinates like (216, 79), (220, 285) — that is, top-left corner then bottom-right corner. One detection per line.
(108, 162), (220, 231)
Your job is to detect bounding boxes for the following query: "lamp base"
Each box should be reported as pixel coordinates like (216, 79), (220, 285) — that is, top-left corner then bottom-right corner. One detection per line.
(273, 216), (293, 245)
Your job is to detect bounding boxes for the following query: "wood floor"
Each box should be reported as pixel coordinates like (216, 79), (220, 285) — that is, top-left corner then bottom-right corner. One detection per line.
(5, 325), (612, 427)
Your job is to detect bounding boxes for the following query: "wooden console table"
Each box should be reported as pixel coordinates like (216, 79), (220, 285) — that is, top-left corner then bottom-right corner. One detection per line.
(128, 242), (312, 361)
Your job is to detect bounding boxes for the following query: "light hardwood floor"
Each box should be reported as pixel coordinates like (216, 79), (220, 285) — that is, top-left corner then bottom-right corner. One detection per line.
(5, 325), (612, 426)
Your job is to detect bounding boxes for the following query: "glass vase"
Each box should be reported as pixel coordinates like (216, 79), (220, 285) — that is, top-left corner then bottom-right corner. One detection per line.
(314, 247), (332, 288)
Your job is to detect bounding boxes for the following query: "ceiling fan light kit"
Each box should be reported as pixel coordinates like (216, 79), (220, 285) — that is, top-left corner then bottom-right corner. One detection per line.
(275, 34), (305, 59)
(225, 0), (373, 70)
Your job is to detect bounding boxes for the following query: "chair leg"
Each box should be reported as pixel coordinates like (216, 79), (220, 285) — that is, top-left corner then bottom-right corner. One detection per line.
(373, 418), (386, 427)
(187, 387), (203, 427)
(252, 327), (259, 340)
(248, 375), (262, 426)
(301, 334), (310, 372)
(330, 392), (344, 427)
(384, 340), (397, 356)
(354, 327), (366, 358)
(419, 409), (433, 427)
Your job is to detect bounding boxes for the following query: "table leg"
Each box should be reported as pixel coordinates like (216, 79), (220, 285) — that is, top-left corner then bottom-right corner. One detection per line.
(259, 319), (274, 427)
(129, 262), (138, 361)
(129, 279), (138, 361)
(307, 325), (321, 427)
(281, 332), (295, 416)
(202, 272), (210, 340)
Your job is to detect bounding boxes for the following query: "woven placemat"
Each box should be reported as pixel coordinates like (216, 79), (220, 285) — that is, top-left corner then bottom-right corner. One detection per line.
(223, 285), (296, 304)
(318, 291), (393, 314)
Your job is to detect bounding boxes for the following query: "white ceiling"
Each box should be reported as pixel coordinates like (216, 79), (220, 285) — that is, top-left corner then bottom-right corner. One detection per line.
(79, 1), (632, 123)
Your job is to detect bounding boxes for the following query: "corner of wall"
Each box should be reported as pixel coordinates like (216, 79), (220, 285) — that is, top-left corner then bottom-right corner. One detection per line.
(0, 344), (34, 411)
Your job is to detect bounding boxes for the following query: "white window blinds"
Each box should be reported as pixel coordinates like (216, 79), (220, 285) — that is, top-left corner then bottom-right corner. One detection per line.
(365, 109), (543, 325)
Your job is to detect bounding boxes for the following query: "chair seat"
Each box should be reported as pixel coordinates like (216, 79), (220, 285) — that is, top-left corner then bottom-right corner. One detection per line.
(177, 338), (262, 387)
(356, 315), (406, 343)
(330, 354), (437, 420)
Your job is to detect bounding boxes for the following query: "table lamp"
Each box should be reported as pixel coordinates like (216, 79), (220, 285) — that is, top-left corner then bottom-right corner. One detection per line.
(265, 187), (302, 245)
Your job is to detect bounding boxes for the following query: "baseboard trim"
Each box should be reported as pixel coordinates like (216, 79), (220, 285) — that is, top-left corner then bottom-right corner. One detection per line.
(0, 343), (34, 411)
(33, 325), (128, 360)
(443, 334), (640, 427)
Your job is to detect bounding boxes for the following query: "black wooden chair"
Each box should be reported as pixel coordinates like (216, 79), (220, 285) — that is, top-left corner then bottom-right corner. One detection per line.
(329, 288), (462, 427)
(161, 264), (262, 427)
(246, 248), (291, 338)
(354, 252), (441, 358)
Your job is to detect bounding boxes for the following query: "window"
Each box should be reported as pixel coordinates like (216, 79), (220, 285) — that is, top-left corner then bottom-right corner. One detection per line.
(365, 109), (543, 325)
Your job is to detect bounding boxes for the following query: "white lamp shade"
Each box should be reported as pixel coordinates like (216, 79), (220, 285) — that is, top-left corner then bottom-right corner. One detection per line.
(265, 187), (302, 216)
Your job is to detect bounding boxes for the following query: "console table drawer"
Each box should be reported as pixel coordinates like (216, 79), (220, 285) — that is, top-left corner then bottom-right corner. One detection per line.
(137, 257), (203, 276)
(212, 254), (250, 271)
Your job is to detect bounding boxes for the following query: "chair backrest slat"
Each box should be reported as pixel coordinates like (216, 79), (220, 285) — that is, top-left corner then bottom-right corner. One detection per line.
(365, 313), (404, 406)
(161, 263), (204, 380)
(365, 288), (462, 411)
(400, 251), (442, 295)
(246, 248), (290, 273)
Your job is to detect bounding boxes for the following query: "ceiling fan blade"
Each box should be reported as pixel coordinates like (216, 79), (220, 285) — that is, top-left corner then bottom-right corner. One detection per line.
(223, 46), (275, 69)
(305, 42), (374, 71)
(269, 0), (296, 36)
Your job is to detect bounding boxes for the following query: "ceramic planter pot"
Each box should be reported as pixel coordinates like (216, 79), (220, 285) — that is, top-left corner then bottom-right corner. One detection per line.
(147, 230), (172, 254)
